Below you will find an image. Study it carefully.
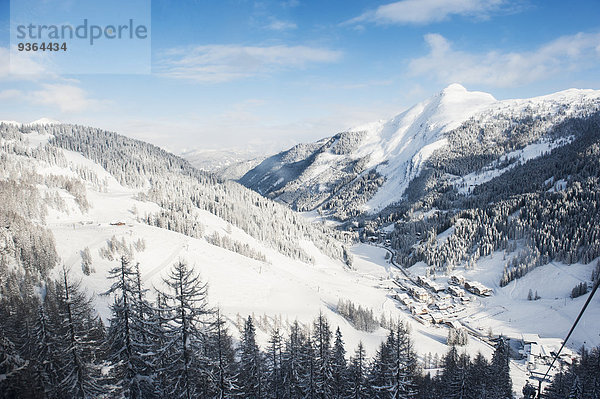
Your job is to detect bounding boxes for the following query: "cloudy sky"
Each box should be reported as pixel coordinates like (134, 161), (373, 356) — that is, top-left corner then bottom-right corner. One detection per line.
(1, 0), (599, 154)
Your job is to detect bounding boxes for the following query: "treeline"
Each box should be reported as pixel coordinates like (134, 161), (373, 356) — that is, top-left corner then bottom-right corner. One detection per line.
(447, 327), (469, 346)
(0, 257), (515, 399)
(205, 231), (268, 262)
(416, 343), (513, 399)
(571, 282), (588, 299)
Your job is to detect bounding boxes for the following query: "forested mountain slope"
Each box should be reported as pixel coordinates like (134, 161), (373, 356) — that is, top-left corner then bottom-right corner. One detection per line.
(41, 123), (351, 261)
(0, 122), (365, 318)
(368, 107), (600, 288)
(240, 85), (600, 221)
(240, 85), (600, 285)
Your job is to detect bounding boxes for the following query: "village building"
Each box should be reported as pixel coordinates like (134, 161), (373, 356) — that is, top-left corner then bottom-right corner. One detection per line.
(448, 285), (466, 297)
(464, 281), (493, 296)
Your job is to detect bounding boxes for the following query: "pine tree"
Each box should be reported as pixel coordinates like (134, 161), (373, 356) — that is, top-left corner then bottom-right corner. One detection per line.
(103, 256), (155, 398)
(81, 247), (93, 275)
(238, 315), (265, 398)
(545, 367), (570, 399)
(151, 291), (171, 397)
(385, 322), (417, 399)
(368, 333), (392, 398)
(578, 346), (600, 399)
(157, 260), (212, 399)
(469, 352), (490, 399)
(312, 312), (334, 398)
(331, 327), (348, 399)
(51, 267), (106, 398)
(568, 375), (583, 399)
(440, 346), (459, 399)
(27, 303), (62, 398)
(282, 321), (305, 399)
(266, 326), (285, 399)
(133, 262), (155, 348)
(489, 337), (513, 399)
(0, 284), (46, 399)
(0, 325), (28, 397)
(299, 334), (318, 399)
(348, 342), (368, 399)
(206, 309), (238, 398)
(447, 352), (470, 399)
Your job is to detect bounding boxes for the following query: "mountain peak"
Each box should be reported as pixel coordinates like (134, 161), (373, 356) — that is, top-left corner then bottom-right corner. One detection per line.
(441, 83), (468, 94)
(436, 83), (496, 104)
(28, 117), (61, 125)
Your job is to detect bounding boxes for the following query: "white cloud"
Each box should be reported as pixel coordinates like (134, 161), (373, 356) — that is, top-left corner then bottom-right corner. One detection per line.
(265, 19), (297, 31)
(157, 44), (342, 83)
(349, 0), (505, 25)
(31, 84), (102, 113)
(0, 89), (24, 101)
(0, 83), (102, 114)
(0, 47), (107, 114)
(409, 32), (600, 87)
(0, 47), (52, 79)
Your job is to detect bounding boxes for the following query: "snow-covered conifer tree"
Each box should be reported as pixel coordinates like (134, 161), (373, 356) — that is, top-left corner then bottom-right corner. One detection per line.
(157, 260), (213, 399)
(331, 327), (348, 399)
(237, 315), (265, 398)
(348, 342), (368, 399)
(103, 256), (155, 398)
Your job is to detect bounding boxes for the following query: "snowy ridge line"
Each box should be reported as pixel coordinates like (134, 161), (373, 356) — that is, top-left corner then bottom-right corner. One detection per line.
(240, 84), (600, 218)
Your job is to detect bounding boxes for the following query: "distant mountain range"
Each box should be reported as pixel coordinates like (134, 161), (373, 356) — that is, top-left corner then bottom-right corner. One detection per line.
(180, 147), (266, 179)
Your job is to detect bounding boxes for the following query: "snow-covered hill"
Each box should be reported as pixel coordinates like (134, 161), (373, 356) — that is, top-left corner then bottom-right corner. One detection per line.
(240, 84), (600, 218)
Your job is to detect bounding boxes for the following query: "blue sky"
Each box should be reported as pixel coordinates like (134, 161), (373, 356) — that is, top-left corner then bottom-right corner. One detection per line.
(1, 0), (599, 154)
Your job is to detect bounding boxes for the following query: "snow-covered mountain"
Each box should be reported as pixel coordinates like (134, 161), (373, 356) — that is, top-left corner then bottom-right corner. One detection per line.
(27, 117), (62, 125)
(240, 84), (600, 219)
(0, 117), (63, 126)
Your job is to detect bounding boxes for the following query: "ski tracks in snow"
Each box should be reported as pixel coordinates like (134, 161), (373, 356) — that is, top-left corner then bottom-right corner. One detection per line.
(142, 242), (186, 283)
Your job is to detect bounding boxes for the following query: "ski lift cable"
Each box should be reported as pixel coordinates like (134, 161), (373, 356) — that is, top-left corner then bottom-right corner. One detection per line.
(536, 274), (600, 398)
